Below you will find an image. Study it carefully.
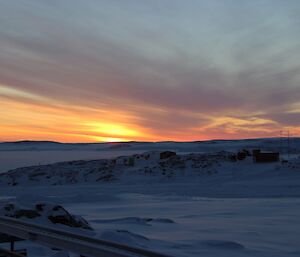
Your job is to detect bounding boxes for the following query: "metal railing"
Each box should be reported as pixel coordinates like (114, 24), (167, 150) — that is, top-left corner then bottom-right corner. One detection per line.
(0, 248), (25, 257)
(0, 217), (173, 257)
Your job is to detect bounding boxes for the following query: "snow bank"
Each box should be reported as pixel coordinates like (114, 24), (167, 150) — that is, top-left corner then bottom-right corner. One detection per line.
(0, 202), (93, 230)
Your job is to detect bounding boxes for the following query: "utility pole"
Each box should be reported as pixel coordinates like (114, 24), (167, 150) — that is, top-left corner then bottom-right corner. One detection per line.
(280, 130), (291, 161)
(288, 130), (290, 160)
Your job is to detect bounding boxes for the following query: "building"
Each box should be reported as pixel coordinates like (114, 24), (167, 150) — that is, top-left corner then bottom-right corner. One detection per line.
(252, 149), (280, 163)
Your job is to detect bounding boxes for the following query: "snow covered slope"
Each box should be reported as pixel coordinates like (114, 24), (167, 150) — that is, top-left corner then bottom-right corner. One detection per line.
(1, 138), (299, 172)
(1, 149), (300, 198)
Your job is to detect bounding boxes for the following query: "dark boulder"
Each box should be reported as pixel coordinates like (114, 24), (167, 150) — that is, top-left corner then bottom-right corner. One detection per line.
(15, 209), (41, 219)
(160, 151), (177, 160)
(47, 205), (92, 230)
(237, 151), (247, 160)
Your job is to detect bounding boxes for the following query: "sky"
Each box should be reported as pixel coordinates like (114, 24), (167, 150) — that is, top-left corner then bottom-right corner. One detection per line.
(0, 0), (300, 142)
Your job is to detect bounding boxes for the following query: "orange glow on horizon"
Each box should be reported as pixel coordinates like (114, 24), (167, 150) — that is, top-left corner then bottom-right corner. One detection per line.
(1, 84), (299, 143)
(0, 85), (151, 142)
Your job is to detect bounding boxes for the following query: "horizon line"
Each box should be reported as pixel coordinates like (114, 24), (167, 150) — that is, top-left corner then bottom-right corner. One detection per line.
(0, 136), (298, 144)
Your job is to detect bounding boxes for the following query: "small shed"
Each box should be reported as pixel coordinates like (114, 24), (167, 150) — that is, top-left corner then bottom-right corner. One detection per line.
(252, 149), (279, 163)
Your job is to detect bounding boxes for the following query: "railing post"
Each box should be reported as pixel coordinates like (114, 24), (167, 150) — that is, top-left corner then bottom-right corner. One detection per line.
(10, 239), (15, 252)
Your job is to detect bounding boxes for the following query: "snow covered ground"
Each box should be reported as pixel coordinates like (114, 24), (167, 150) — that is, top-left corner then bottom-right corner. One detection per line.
(1, 187), (300, 257)
(1, 138), (298, 172)
(0, 138), (300, 257)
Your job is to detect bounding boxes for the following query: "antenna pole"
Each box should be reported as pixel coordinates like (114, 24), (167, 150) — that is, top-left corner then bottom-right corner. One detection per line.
(287, 130), (290, 160)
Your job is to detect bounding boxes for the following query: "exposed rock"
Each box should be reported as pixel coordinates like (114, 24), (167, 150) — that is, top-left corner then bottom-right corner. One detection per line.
(15, 209), (41, 219)
(237, 151), (247, 160)
(0, 203), (93, 230)
(160, 151), (177, 160)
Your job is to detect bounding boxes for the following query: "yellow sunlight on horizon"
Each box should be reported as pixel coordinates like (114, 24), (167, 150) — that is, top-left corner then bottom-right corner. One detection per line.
(1, 84), (298, 142)
(0, 85), (147, 142)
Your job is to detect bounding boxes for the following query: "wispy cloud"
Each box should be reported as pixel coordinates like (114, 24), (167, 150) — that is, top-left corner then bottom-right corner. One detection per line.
(0, 0), (299, 141)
